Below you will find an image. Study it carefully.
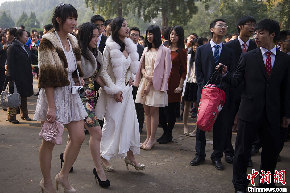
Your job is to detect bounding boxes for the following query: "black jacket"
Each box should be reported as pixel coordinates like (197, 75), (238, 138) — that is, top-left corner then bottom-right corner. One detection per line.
(225, 48), (290, 130)
(6, 39), (35, 97)
(195, 43), (234, 104)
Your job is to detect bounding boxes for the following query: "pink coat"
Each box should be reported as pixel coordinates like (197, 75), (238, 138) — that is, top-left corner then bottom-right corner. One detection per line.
(134, 45), (172, 91)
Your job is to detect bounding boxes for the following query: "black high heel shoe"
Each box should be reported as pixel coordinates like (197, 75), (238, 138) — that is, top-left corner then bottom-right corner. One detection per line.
(60, 153), (74, 173)
(93, 168), (110, 188)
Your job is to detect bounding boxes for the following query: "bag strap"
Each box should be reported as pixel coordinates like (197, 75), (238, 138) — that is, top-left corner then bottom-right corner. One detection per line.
(13, 82), (18, 94)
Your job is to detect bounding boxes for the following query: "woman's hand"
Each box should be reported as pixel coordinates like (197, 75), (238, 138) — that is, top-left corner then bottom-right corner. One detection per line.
(46, 107), (56, 123)
(114, 91), (123, 103)
(174, 87), (183, 93)
(123, 50), (129, 58)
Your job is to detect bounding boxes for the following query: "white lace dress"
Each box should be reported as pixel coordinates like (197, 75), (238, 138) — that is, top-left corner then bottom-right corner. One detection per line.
(34, 43), (88, 124)
(97, 37), (140, 160)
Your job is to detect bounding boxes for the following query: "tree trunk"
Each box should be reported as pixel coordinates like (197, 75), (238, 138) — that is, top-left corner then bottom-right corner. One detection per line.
(161, 8), (168, 27)
(117, 0), (123, 17)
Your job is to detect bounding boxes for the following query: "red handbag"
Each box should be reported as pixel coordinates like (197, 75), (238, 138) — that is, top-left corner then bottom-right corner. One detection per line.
(197, 69), (225, 132)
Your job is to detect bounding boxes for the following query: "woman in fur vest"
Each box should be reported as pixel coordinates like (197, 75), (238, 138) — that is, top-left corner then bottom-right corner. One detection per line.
(96, 17), (145, 171)
(77, 22), (110, 188)
(34, 4), (87, 193)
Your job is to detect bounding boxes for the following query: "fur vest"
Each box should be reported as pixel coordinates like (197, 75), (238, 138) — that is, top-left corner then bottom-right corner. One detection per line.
(100, 36), (139, 94)
(38, 30), (83, 88)
(81, 49), (103, 79)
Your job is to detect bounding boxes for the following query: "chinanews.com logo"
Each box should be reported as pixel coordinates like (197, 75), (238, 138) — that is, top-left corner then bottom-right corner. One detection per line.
(247, 169), (287, 192)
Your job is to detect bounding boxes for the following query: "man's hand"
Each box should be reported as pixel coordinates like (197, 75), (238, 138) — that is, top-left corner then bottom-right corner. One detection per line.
(281, 117), (290, 128)
(215, 63), (228, 75)
(114, 91), (123, 103)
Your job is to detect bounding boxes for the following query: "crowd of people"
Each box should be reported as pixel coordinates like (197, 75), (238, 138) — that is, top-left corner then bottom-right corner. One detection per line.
(0, 3), (289, 193)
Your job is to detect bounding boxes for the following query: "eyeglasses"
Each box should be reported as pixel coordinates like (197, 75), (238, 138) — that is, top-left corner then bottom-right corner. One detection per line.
(216, 24), (228, 28)
(130, 33), (139, 37)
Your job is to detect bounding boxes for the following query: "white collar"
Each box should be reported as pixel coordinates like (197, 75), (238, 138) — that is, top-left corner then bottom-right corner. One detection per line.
(238, 36), (250, 47)
(210, 40), (222, 48)
(260, 45), (277, 56)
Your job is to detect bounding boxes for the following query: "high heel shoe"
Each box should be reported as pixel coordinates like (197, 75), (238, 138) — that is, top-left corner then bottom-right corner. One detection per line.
(40, 179), (55, 193)
(101, 157), (114, 172)
(124, 157), (145, 171)
(55, 173), (76, 193)
(60, 153), (74, 173)
(92, 168), (110, 188)
(40, 179), (48, 193)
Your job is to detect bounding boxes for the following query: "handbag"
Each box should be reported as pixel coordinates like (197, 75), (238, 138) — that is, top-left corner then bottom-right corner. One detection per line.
(196, 69), (225, 132)
(39, 121), (64, 145)
(0, 82), (21, 108)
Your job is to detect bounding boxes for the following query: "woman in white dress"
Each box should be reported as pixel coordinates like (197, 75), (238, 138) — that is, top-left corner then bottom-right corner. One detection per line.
(34, 4), (87, 193)
(96, 17), (145, 171)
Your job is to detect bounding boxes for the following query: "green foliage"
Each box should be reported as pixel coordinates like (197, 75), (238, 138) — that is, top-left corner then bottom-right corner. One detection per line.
(0, 12), (15, 28)
(16, 12), (28, 27)
(24, 12), (40, 32)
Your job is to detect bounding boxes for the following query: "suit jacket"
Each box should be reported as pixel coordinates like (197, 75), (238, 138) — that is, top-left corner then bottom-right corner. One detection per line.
(195, 43), (234, 103)
(225, 48), (290, 130)
(137, 44), (144, 60)
(99, 35), (107, 54)
(134, 45), (172, 91)
(225, 39), (257, 101)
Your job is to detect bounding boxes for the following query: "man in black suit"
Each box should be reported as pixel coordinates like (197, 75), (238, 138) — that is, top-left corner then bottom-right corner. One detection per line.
(91, 15), (107, 54)
(130, 27), (144, 133)
(189, 19), (234, 170)
(224, 16), (257, 164)
(219, 19), (290, 193)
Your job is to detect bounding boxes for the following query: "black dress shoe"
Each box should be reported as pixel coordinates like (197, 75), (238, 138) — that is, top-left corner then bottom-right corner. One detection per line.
(247, 159), (253, 167)
(10, 119), (20, 124)
(93, 168), (110, 188)
(212, 160), (224, 170)
(190, 156), (205, 166)
(21, 116), (32, 121)
(60, 153), (74, 173)
(225, 155), (233, 164)
(158, 135), (172, 144)
(157, 133), (166, 142)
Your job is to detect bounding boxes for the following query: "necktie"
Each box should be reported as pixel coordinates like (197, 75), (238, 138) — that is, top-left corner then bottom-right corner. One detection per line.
(265, 51), (272, 76)
(242, 43), (247, 53)
(214, 44), (220, 64)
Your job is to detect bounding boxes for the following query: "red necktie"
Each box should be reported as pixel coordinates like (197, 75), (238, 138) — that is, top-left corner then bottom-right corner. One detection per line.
(242, 43), (247, 53)
(265, 51), (272, 76)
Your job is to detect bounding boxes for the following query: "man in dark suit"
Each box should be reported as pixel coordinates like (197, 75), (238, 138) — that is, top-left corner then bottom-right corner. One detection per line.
(219, 19), (290, 193)
(91, 15), (107, 53)
(130, 27), (144, 133)
(190, 19), (234, 170)
(224, 16), (257, 165)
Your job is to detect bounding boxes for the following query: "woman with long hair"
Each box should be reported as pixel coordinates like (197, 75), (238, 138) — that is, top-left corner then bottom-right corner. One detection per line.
(77, 22), (110, 188)
(34, 4), (87, 193)
(96, 17), (145, 171)
(158, 26), (187, 144)
(135, 25), (172, 150)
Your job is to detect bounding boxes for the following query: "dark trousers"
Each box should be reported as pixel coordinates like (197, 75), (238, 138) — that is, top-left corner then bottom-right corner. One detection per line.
(159, 102), (179, 137)
(195, 105), (229, 161)
(224, 96), (239, 157)
(0, 67), (5, 92)
(132, 86), (144, 132)
(233, 118), (282, 191)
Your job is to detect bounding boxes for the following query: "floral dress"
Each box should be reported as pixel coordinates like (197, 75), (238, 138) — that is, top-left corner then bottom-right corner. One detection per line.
(80, 73), (99, 127)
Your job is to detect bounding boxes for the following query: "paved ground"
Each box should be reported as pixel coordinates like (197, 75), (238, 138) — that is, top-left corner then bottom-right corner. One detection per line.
(0, 81), (289, 193)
